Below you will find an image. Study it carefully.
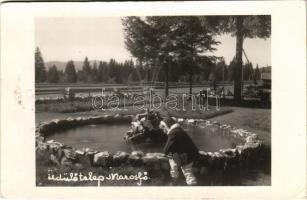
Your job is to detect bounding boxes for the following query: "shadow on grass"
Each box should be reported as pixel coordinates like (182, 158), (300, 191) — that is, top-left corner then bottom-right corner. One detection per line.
(218, 98), (271, 109)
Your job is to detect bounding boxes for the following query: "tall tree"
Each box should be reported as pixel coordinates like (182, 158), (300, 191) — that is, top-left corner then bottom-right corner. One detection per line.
(92, 61), (99, 82)
(58, 69), (64, 82)
(47, 65), (59, 83)
(122, 16), (219, 97)
(243, 62), (254, 81)
(98, 61), (109, 82)
(81, 57), (92, 82)
(35, 47), (47, 83)
(108, 58), (122, 83)
(123, 16), (176, 97)
(202, 16), (271, 101)
(170, 17), (219, 95)
(64, 60), (77, 83)
(255, 64), (261, 80)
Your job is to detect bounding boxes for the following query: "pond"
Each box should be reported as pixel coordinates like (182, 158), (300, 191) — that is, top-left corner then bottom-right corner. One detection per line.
(48, 123), (244, 153)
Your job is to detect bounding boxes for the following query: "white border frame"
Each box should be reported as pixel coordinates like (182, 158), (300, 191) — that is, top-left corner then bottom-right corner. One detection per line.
(1, 1), (306, 199)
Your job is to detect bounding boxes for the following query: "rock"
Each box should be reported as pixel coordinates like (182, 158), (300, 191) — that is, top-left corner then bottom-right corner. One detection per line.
(177, 118), (184, 125)
(199, 151), (208, 156)
(187, 119), (195, 124)
(245, 136), (254, 143)
(220, 148), (237, 157)
(113, 151), (129, 165)
(81, 117), (91, 125)
(131, 151), (144, 157)
(128, 154), (143, 166)
(83, 148), (97, 155)
(49, 154), (60, 166)
(46, 140), (55, 144)
(142, 154), (158, 164)
(235, 145), (245, 155)
(35, 135), (45, 143)
(63, 148), (77, 160)
(93, 151), (112, 167)
(75, 150), (85, 155)
(40, 121), (58, 134)
(90, 116), (104, 124)
(250, 133), (258, 139)
(56, 119), (72, 131)
(66, 117), (78, 127)
(103, 115), (112, 122)
(60, 156), (73, 166)
(66, 117), (75, 121)
(113, 114), (122, 121)
(142, 154), (161, 170)
(76, 117), (83, 122)
(244, 142), (261, 149)
(48, 141), (63, 151)
(77, 154), (92, 168)
(205, 121), (212, 126)
(212, 121), (220, 125)
(36, 135), (44, 142)
(37, 141), (48, 151)
(52, 119), (61, 124)
(146, 152), (165, 158)
(198, 152), (210, 165)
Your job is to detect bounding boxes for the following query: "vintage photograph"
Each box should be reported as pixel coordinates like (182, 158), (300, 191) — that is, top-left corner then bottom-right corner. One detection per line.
(35, 16), (271, 186)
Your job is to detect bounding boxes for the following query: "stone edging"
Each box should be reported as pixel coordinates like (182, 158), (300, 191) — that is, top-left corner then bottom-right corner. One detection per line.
(36, 114), (263, 174)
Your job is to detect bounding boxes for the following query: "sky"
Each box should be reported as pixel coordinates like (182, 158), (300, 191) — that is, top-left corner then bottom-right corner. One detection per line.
(35, 17), (271, 67)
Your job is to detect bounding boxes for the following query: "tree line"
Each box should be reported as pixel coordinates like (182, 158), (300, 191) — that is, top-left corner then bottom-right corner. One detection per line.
(35, 47), (266, 84)
(36, 15), (270, 101)
(121, 15), (270, 101)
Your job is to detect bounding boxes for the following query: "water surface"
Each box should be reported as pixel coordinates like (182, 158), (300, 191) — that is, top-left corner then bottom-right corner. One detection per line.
(48, 124), (243, 153)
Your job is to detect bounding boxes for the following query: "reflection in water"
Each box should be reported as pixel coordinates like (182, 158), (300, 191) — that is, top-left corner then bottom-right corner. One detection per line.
(48, 124), (244, 153)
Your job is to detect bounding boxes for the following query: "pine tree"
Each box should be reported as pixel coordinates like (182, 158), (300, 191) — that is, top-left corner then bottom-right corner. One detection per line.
(122, 16), (219, 97)
(81, 57), (92, 82)
(98, 61), (109, 83)
(201, 16), (271, 101)
(64, 60), (77, 82)
(47, 64), (59, 83)
(35, 47), (47, 83)
(255, 64), (261, 80)
(92, 61), (99, 82)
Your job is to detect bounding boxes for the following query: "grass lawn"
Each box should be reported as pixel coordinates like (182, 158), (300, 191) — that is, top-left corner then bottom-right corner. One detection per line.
(211, 107), (271, 147)
(35, 102), (234, 124)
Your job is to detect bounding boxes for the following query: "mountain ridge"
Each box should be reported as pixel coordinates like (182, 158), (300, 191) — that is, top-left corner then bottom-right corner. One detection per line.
(45, 60), (105, 71)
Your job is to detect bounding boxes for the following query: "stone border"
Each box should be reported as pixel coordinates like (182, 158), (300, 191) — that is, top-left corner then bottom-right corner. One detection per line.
(36, 114), (263, 174)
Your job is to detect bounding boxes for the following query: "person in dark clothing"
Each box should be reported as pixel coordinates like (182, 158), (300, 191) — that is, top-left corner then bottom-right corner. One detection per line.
(160, 116), (199, 186)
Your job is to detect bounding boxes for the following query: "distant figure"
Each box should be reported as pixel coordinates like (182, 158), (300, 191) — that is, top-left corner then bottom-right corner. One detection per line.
(64, 87), (74, 100)
(198, 88), (207, 108)
(160, 116), (199, 186)
(203, 88), (207, 102)
(219, 86), (225, 98)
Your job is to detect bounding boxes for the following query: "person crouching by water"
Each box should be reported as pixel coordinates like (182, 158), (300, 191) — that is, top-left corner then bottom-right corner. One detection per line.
(160, 116), (199, 186)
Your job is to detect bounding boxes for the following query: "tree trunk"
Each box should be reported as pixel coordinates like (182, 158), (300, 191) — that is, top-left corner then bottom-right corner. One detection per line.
(164, 59), (169, 99)
(234, 16), (244, 102)
(189, 70), (193, 95)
